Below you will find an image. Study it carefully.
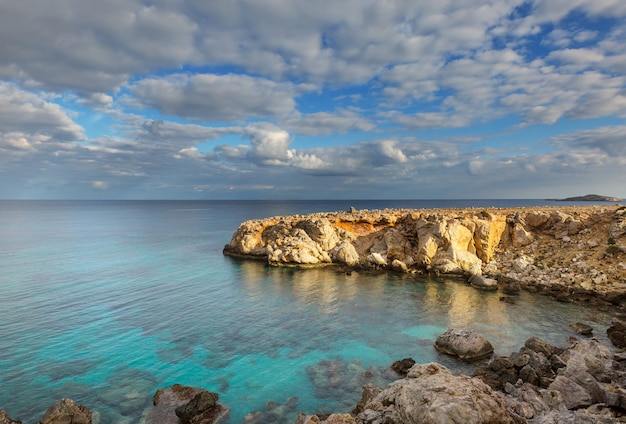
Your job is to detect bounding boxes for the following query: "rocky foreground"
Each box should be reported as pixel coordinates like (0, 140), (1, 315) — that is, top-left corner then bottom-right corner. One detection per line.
(224, 205), (626, 304)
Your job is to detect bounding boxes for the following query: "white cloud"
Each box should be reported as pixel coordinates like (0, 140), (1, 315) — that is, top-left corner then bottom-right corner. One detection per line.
(129, 73), (297, 122)
(0, 83), (85, 141)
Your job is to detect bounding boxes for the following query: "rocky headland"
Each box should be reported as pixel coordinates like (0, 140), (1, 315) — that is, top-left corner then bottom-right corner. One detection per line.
(224, 205), (626, 304)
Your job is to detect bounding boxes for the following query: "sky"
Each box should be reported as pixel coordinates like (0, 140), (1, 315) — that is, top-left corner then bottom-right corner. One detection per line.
(1, 0), (625, 200)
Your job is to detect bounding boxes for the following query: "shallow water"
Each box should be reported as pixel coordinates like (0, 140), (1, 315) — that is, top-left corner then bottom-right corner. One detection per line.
(0, 200), (617, 423)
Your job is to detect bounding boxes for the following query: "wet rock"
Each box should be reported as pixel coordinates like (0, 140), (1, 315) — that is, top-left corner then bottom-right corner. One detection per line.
(38, 399), (91, 424)
(175, 390), (226, 424)
(434, 328), (494, 361)
(0, 410), (21, 424)
(144, 384), (228, 424)
(525, 336), (560, 359)
(607, 317), (626, 348)
(569, 322), (593, 336)
(468, 274), (498, 291)
(391, 358), (415, 376)
(357, 362), (515, 424)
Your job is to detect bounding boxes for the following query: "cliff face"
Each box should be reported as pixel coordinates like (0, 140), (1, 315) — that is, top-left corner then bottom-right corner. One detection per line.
(223, 205), (626, 300)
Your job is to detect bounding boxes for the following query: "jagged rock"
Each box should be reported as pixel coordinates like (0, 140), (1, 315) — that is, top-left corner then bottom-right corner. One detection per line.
(0, 410), (21, 424)
(357, 362), (515, 424)
(607, 317), (626, 348)
(295, 413), (355, 424)
(569, 322), (593, 336)
(548, 376), (593, 410)
(38, 399), (91, 424)
(268, 228), (331, 265)
(224, 206), (626, 302)
(525, 337), (560, 359)
(296, 218), (340, 251)
(468, 274), (498, 291)
(391, 358), (416, 376)
(175, 390), (223, 424)
(434, 329), (494, 361)
(352, 384), (382, 416)
(144, 385), (228, 424)
(528, 410), (617, 423)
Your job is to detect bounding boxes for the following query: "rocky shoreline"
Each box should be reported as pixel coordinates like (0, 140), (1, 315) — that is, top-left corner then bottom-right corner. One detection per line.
(223, 205), (626, 304)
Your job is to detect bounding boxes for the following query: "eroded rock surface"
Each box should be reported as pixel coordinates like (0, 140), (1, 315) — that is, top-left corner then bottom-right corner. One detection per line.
(224, 206), (626, 303)
(38, 399), (91, 424)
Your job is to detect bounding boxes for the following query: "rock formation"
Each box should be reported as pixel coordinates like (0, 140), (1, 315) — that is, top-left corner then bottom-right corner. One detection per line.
(142, 384), (228, 424)
(0, 410), (21, 424)
(434, 328), (494, 361)
(297, 337), (626, 423)
(38, 399), (91, 424)
(224, 205), (626, 303)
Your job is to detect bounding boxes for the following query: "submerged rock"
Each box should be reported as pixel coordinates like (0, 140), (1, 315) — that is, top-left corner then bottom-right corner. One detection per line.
(434, 328), (494, 361)
(569, 322), (593, 336)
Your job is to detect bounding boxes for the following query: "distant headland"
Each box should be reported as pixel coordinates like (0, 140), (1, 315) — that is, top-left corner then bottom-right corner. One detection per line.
(548, 194), (623, 202)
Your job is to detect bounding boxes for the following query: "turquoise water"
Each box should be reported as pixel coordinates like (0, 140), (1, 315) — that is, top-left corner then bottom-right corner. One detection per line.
(0, 200), (617, 423)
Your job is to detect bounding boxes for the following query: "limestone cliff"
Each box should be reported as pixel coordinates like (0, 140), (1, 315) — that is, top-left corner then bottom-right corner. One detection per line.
(224, 205), (626, 301)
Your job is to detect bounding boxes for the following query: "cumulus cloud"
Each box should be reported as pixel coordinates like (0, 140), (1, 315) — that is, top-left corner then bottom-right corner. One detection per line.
(0, 83), (84, 140)
(129, 73), (297, 122)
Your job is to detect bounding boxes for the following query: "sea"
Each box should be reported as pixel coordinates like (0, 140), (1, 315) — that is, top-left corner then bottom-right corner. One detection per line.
(0, 199), (620, 423)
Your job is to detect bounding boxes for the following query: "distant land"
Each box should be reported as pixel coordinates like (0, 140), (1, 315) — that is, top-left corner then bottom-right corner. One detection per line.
(548, 194), (623, 202)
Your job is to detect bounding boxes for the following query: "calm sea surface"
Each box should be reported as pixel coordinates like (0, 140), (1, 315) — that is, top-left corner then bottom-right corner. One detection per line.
(0, 200), (619, 423)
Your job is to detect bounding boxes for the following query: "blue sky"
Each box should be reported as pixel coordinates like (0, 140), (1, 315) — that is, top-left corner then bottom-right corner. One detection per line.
(1, 0), (625, 199)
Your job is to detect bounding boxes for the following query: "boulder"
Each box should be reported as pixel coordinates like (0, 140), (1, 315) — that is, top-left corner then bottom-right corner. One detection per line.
(391, 358), (416, 376)
(434, 329), (494, 361)
(569, 322), (593, 336)
(0, 410), (21, 424)
(145, 385), (228, 424)
(175, 390), (223, 424)
(331, 240), (359, 267)
(38, 399), (91, 424)
(607, 317), (626, 348)
(357, 362), (515, 424)
(548, 376), (593, 410)
(468, 274), (498, 291)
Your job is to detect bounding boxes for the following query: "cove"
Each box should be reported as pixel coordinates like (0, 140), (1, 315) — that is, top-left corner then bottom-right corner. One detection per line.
(0, 200), (617, 423)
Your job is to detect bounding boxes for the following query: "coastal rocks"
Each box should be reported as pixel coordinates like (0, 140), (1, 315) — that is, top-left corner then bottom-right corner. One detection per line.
(0, 410), (21, 424)
(38, 399), (91, 424)
(391, 358), (416, 376)
(224, 205), (626, 303)
(434, 329), (494, 361)
(569, 322), (593, 336)
(143, 384), (228, 424)
(474, 337), (626, 421)
(468, 273), (498, 291)
(357, 362), (515, 424)
(607, 317), (626, 348)
(295, 413), (356, 424)
(331, 241), (359, 267)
